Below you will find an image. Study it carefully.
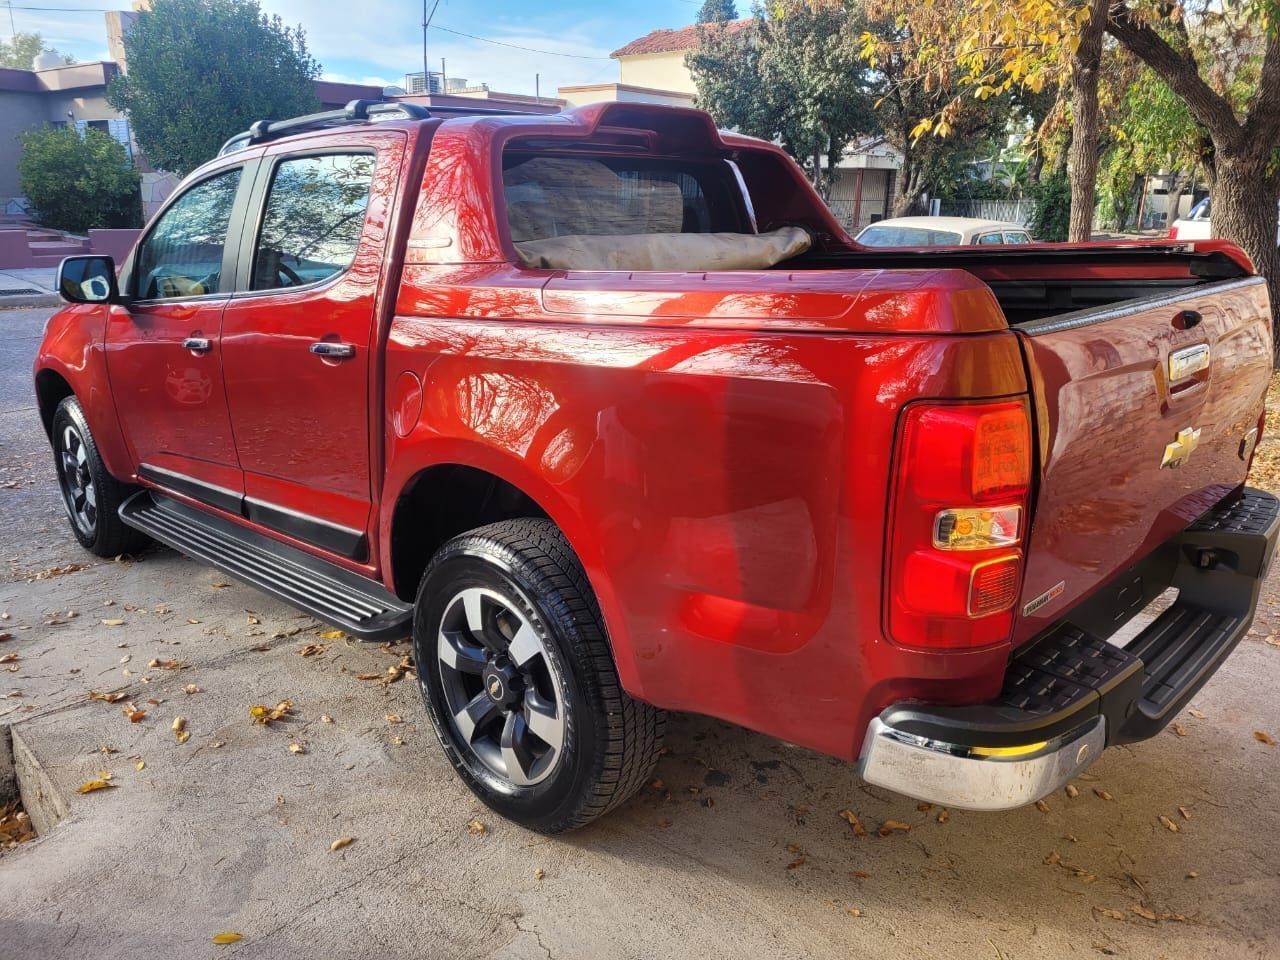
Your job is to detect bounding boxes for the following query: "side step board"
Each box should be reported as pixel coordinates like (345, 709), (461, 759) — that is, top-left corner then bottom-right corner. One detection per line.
(120, 491), (412, 641)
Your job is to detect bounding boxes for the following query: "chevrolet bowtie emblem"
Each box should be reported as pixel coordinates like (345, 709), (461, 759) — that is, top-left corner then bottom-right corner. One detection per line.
(1161, 426), (1201, 469)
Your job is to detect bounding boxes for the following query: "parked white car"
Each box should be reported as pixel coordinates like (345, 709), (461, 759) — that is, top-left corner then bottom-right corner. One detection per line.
(1169, 198), (1280, 244)
(854, 216), (1033, 247)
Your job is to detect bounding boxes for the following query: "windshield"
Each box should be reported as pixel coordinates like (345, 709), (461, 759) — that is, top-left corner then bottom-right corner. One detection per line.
(857, 225), (964, 247)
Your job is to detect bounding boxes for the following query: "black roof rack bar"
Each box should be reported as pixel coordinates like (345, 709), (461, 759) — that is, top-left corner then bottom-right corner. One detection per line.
(218, 99), (432, 156)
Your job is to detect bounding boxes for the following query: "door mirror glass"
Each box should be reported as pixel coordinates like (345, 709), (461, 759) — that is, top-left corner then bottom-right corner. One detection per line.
(57, 255), (118, 303)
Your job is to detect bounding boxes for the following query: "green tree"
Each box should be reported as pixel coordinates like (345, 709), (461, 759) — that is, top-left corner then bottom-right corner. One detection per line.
(18, 126), (141, 233)
(107, 0), (320, 176)
(688, 1), (878, 198)
(0, 31), (73, 69)
(697, 0), (739, 21)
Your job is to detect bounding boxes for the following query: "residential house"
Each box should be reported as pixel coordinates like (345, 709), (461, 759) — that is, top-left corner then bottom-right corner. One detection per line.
(558, 20), (903, 233)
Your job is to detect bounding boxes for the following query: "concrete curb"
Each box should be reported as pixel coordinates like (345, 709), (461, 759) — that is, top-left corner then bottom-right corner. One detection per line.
(0, 725), (14, 803)
(10, 727), (67, 837)
(0, 295), (60, 310)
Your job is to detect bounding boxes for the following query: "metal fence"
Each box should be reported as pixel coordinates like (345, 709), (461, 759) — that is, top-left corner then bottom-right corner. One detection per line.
(937, 199), (1036, 226)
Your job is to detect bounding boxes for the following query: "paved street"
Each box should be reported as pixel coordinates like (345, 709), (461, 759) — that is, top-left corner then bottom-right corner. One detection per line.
(1, 303), (1278, 960)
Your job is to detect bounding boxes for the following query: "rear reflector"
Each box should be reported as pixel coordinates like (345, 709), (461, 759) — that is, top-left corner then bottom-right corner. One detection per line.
(969, 556), (1021, 616)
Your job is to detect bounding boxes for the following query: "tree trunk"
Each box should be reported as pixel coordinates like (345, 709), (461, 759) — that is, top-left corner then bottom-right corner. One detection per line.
(1067, 0), (1109, 242)
(1212, 158), (1280, 331)
(891, 157), (914, 217)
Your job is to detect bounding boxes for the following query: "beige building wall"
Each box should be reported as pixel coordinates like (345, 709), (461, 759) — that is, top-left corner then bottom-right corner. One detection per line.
(558, 84), (694, 109)
(617, 52), (698, 96)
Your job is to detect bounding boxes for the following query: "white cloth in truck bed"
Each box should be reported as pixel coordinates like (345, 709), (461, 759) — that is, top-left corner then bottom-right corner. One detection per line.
(513, 226), (812, 272)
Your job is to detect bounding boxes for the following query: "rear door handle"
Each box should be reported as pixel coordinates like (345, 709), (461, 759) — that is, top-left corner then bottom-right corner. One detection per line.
(182, 337), (212, 354)
(310, 342), (356, 359)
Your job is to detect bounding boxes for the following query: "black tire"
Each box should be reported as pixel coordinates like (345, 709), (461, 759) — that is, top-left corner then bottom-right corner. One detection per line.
(413, 519), (664, 833)
(51, 396), (150, 557)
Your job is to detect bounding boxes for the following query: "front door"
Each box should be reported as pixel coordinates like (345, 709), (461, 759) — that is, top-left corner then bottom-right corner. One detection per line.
(106, 165), (252, 510)
(220, 140), (394, 562)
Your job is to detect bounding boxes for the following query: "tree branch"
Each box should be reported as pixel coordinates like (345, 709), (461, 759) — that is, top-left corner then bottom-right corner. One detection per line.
(1105, 4), (1243, 150)
(1243, 37), (1280, 147)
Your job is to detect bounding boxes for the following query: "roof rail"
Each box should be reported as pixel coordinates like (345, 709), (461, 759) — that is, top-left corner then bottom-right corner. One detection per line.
(217, 99), (431, 156)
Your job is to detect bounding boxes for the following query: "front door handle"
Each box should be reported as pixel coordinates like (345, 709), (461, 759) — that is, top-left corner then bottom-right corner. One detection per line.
(182, 337), (212, 354)
(310, 342), (356, 359)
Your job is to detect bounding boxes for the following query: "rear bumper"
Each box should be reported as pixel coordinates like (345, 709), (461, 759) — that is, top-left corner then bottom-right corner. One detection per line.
(859, 487), (1280, 811)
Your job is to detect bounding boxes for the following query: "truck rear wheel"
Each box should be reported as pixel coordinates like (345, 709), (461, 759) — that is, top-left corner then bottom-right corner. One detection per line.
(51, 396), (150, 558)
(412, 519), (664, 833)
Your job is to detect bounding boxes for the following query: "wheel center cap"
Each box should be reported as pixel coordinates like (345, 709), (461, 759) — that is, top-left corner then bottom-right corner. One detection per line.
(482, 661), (521, 708)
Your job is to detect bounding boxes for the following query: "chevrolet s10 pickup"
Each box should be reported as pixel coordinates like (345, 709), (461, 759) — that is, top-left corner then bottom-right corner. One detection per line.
(35, 100), (1276, 832)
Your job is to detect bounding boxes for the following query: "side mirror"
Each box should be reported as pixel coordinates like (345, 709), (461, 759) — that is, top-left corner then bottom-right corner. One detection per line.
(57, 255), (120, 304)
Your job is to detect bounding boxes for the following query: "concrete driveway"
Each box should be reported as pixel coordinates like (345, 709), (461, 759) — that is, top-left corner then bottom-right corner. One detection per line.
(2, 304), (1278, 960)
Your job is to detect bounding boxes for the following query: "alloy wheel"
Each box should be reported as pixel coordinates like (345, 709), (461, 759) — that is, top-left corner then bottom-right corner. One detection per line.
(57, 424), (97, 537)
(436, 587), (566, 788)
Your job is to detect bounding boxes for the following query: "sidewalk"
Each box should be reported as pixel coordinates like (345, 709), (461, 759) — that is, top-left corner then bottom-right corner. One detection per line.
(0, 268), (59, 309)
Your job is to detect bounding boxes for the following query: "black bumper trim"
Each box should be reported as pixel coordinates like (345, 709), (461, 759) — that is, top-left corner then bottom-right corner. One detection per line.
(881, 487), (1280, 750)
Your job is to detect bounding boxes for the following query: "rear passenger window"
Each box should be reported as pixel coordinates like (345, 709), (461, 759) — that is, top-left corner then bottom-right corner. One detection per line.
(251, 153), (374, 291)
(977, 232), (1004, 245)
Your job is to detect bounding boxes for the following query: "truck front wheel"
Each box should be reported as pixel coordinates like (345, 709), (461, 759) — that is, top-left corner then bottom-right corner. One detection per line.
(413, 519), (664, 833)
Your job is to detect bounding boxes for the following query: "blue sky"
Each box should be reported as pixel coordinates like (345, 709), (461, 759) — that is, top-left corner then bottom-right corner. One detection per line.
(6, 0), (719, 94)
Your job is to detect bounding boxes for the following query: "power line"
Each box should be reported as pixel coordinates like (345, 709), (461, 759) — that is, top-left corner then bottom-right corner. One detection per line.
(429, 24), (613, 60)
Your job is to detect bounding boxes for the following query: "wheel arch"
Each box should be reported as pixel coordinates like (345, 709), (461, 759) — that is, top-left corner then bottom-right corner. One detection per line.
(382, 451), (646, 700)
(34, 367), (74, 439)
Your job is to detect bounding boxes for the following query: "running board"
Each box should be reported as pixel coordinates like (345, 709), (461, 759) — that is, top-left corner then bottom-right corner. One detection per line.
(119, 491), (411, 641)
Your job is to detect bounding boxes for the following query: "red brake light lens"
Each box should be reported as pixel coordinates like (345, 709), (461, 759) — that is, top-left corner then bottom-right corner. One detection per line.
(886, 400), (1033, 650)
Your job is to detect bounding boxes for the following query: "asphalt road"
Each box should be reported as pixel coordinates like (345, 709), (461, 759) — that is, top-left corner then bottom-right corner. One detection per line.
(1, 304), (1278, 960)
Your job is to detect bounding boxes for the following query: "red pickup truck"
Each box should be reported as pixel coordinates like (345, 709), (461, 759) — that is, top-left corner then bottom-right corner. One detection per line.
(35, 100), (1277, 833)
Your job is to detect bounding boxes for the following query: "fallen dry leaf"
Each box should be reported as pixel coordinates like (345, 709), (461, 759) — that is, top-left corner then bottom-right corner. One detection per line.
(1044, 850), (1061, 865)
(785, 856), (806, 869)
(320, 714), (334, 724)
(183, 684), (200, 695)
(467, 819), (488, 837)
(1159, 815), (1180, 833)
(534, 868), (546, 880)
(318, 629), (345, 640)
(838, 809), (867, 837)
(172, 716), (186, 733)
(1254, 730), (1276, 746)
(176, 730), (190, 744)
(330, 836), (354, 851)
(1178, 805), (1192, 820)
(135, 760), (145, 771)
(88, 690), (125, 703)
(850, 869), (870, 879)
(1036, 799), (1051, 814)
(122, 702), (146, 723)
(288, 742), (305, 754)
(1172, 722), (1187, 737)
(845, 907), (863, 918)
(1094, 788), (1115, 801)
(77, 778), (115, 794)
(878, 819), (911, 837)
(936, 808), (950, 823)
(297, 643), (326, 657)
(101, 619), (125, 627)
(1099, 908), (1126, 921)
(211, 932), (243, 945)
(0, 652), (17, 664)
(1065, 784), (1080, 799)
(246, 612), (259, 625)
(249, 700), (294, 725)
(385, 714), (402, 724)
(1189, 708), (1207, 719)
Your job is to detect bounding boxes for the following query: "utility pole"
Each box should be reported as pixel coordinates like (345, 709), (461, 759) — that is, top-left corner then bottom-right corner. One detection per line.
(422, 0), (441, 93)
(7, 2), (17, 40)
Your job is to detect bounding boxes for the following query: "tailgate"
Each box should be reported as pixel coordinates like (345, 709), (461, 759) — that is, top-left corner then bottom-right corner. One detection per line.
(1012, 276), (1273, 645)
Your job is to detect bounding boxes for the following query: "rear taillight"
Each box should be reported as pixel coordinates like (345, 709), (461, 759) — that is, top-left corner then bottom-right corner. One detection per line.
(886, 400), (1033, 650)
(1168, 225), (1179, 239)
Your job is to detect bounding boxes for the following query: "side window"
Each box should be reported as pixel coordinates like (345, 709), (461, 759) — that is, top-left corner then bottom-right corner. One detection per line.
(1004, 231), (1031, 244)
(977, 232), (1004, 245)
(251, 153), (375, 291)
(135, 168), (242, 300)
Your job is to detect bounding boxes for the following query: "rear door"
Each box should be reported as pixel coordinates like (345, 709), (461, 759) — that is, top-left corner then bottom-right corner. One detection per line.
(219, 133), (402, 563)
(1012, 277), (1273, 644)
